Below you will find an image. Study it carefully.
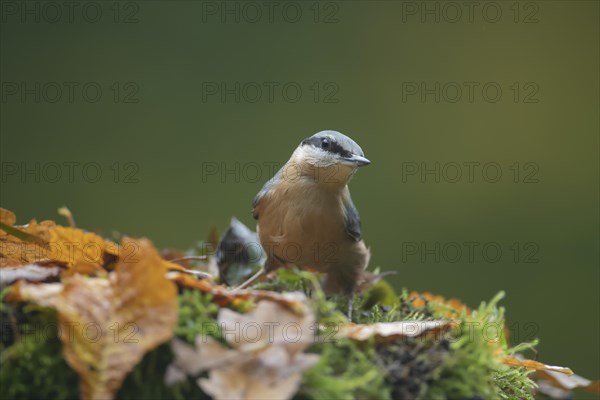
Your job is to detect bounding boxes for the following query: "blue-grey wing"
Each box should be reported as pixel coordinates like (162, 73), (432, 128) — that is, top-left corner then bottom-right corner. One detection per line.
(343, 195), (362, 242)
(252, 167), (282, 219)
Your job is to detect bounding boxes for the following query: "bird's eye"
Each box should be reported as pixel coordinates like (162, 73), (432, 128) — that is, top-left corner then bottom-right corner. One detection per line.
(321, 138), (330, 149)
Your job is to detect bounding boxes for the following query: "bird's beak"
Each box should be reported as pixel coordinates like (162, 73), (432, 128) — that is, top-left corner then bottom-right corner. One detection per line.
(344, 154), (371, 167)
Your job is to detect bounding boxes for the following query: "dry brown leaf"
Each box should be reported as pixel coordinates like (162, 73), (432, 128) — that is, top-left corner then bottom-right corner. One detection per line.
(0, 208), (17, 225)
(9, 237), (178, 400)
(47, 226), (119, 275)
(0, 262), (66, 285)
(0, 241), (50, 267)
(167, 299), (319, 400)
(0, 209), (119, 277)
(336, 320), (455, 342)
(534, 369), (600, 399)
(8, 218), (56, 241)
(501, 355), (600, 398)
(0, 213), (55, 266)
(200, 356), (315, 400)
(7, 280), (64, 305)
(502, 355), (573, 375)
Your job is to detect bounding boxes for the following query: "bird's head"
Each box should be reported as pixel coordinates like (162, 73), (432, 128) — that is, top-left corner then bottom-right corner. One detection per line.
(289, 130), (370, 185)
(298, 130), (370, 168)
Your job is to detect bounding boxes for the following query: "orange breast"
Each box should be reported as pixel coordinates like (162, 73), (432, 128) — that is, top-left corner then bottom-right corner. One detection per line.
(256, 180), (347, 271)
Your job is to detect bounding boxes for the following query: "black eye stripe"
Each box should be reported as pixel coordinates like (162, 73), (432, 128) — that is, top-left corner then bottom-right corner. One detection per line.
(327, 141), (347, 156)
(302, 136), (351, 157)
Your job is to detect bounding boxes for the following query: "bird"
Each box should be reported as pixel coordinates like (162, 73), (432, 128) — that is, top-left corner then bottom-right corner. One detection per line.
(235, 130), (371, 317)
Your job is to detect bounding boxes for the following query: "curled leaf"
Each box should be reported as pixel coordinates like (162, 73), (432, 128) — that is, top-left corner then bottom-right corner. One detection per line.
(0, 208), (17, 226)
(502, 355), (573, 375)
(336, 320), (455, 342)
(167, 299), (318, 400)
(535, 369), (600, 399)
(0, 262), (66, 286)
(0, 208), (118, 276)
(47, 226), (119, 274)
(8, 237), (178, 400)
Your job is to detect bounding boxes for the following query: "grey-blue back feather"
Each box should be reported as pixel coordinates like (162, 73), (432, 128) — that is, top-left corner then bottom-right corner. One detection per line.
(343, 194), (362, 241)
(252, 166), (283, 219)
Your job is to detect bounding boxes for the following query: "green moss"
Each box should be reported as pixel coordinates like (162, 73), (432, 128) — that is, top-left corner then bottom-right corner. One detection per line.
(175, 289), (223, 344)
(117, 344), (208, 400)
(0, 307), (79, 400)
(252, 267), (316, 293)
(422, 292), (536, 400)
(300, 339), (392, 400)
(0, 271), (538, 400)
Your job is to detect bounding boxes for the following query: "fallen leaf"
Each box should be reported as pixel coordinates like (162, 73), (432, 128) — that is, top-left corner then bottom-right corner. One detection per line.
(47, 226), (119, 275)
(0, 261), (66, 286)
(336, 320), (455, 342)
(167, 299), (319, 400)
(0, 213), (55, 266)
(0, 208), (17, 225)
(0, 242), (45, 267)
(7, 280), (64, 306)
(0, 209), (119, 276)
(9, 237), (178, 400)
(502, 355), (573, 375)
(534, 370), (600, 399)
(502, 355), (600, 398)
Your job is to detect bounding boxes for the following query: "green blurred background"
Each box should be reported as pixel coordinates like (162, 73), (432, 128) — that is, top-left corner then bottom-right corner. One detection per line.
(1, 0), (598, 381)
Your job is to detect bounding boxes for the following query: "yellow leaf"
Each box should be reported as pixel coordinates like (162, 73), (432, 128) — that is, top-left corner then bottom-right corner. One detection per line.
(0, 208), (119, 276)
(0, 218), (54, 267)
(10, 237), (178, 400)
(47, 226), (119, 274)
(0, 208), (16, 226)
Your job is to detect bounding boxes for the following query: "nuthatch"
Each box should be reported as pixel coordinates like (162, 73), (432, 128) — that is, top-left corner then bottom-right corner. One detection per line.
(237, 130), (371, 315)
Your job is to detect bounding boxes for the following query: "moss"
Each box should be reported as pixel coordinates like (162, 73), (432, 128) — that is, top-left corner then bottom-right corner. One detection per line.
(0, 270), (537, 400)
(252, 267), (316, 293)
(374, 335), (450, 400)
(422, 292), (536, 400)
(175, 289), (223, 344)
(300, 339), (392, 400)
(494, 367), (536, 400)
(0, 307), (79, 400)
(116, 344), (208, 400)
